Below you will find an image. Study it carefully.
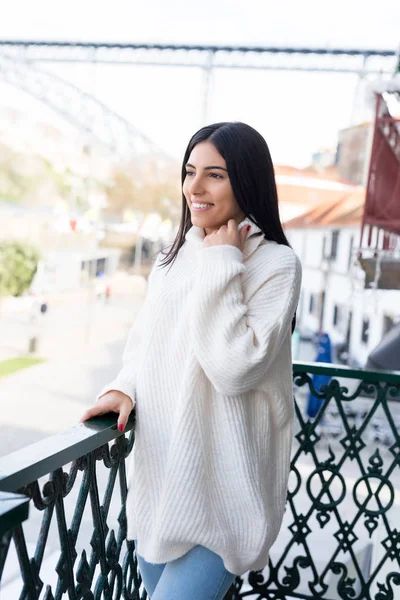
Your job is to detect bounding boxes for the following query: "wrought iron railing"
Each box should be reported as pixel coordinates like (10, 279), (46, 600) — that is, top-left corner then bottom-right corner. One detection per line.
(1, 362), (399, 599)
(0, 415), (142, 600)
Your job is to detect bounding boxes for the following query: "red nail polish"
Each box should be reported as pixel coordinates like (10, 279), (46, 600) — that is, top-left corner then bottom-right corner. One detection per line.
(247, 225), (251, 231)
(118, 424), (124, 432)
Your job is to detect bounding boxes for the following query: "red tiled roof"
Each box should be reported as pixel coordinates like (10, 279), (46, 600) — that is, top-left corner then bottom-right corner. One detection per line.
(284, 187), (365, 228)
(274, 164), (351, 185)
(274, 164), (357, 223)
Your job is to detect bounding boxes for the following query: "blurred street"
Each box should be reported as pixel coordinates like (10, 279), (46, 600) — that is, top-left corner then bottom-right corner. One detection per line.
(0, 273), (147, 456)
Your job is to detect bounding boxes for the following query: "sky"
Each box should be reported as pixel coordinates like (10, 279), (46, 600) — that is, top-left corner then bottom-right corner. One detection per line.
(0, 0), (399, 167)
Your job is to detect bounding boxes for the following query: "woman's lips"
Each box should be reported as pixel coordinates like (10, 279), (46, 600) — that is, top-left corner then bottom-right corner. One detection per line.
(191, 202), (214, 212)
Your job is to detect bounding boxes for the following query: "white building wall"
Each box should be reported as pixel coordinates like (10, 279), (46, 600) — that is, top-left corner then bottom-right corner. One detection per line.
(303, 230), (326, 268)
(349, 288), (400, 367)
(287, 225), (400, 367)
(31, 248), (121, 293)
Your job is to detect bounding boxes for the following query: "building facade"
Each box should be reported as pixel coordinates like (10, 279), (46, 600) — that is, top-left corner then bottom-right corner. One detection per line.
(286, 192), (400, 367)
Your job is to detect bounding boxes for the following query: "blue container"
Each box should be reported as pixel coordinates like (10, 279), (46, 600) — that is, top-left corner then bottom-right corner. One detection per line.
(306, 332), (332, 419)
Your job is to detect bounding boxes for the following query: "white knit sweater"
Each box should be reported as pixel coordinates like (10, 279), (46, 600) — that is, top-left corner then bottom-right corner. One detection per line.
(98, 217), (302, 576)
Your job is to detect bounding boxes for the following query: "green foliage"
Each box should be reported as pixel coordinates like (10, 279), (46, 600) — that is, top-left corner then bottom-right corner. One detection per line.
(0, 357), (46, 379)
(0, 143), (26, 202)
(0, 144), (90, 209)
(0, 241), (40, 297)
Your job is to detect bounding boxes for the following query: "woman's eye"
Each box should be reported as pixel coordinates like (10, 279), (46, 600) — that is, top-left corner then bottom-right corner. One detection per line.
(185, 171), (222, 179)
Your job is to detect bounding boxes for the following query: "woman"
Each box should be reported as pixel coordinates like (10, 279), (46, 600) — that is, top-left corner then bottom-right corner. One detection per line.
(80, 122), (302, 600)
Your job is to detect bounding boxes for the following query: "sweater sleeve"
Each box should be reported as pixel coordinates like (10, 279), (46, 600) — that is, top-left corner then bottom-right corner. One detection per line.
(191, 244), (301, 396)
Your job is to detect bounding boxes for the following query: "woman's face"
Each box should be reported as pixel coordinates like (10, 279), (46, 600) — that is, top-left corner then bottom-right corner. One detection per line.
(183, 141), (245, 234)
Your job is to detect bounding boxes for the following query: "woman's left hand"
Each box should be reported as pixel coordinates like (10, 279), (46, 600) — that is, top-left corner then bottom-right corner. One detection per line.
(204, 219), (250, 252)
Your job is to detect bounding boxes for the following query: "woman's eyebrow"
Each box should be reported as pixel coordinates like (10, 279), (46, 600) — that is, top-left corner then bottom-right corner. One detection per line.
(185, 163), (228, 172)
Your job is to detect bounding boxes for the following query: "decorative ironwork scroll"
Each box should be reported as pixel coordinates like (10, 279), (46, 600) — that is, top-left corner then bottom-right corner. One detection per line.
(1, 363), (400, 599)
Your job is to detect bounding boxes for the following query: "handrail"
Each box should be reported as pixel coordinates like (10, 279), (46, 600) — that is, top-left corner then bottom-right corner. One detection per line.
(0, 414), (135, 493)
(293, 360), (400, 384)
(1, 364), (399, 498)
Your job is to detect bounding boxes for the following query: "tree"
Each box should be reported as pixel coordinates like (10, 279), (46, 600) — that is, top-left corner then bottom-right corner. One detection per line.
(103, 167), (139, 219)
(0, 241), (40, 297)
(0, 143), (91, 210)
(104, 159), (181, 222)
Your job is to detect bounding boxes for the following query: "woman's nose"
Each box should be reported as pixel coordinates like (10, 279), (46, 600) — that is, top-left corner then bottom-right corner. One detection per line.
(188, 175), (204, 195)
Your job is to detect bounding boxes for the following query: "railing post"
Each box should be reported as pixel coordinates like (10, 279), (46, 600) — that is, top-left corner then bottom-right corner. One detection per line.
(0, 492), (30, 588)
(0, 491), (30, 538)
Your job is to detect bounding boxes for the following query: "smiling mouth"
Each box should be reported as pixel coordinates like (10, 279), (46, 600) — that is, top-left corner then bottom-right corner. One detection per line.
(191, 202), (214, 211)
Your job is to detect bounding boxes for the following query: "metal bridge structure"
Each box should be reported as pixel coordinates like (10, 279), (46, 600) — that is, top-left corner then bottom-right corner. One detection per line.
(0, 50), (171, 162)
(0, 40), (398, 158)
(0, 40), (397, 73)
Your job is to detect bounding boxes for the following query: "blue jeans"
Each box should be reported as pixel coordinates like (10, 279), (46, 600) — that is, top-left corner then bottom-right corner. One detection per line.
(135, 541), (236, 600)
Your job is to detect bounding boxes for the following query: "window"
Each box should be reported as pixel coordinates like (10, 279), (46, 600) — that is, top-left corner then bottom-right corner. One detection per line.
(320, 291), (326, 324)
(346, 311), (353, 344)
(333, 305), (339, 326)
(96, 257), (106, 276)
(361, 318), (370, 344)
(308, 293), (321, 318)
(348, 236), (354, 270)
(331, 230), (340, 260)
(335, 142), (341, 165)
(322, 236), (327, 260)
(333, 304), (346, 332)
(383, 315), (394, 336)
(309, 294), (314, 314)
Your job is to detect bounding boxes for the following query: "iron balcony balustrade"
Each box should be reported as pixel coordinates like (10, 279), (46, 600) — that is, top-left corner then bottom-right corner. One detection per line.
(0, 361), (400, 599)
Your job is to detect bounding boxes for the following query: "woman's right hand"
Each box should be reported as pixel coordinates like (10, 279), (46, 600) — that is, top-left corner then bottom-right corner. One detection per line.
(79, 390), (135, 432)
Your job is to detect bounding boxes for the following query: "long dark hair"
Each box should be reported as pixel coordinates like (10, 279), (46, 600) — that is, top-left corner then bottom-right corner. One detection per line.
(160, 121), (291, 270)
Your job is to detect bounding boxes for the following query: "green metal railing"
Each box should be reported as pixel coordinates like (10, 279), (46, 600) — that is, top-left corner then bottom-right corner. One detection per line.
(0, 415), (142, 600)
(1, 362), (399, 599)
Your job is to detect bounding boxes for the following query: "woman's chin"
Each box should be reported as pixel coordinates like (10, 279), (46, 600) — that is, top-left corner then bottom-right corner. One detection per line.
(191, 213), (214, 227)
